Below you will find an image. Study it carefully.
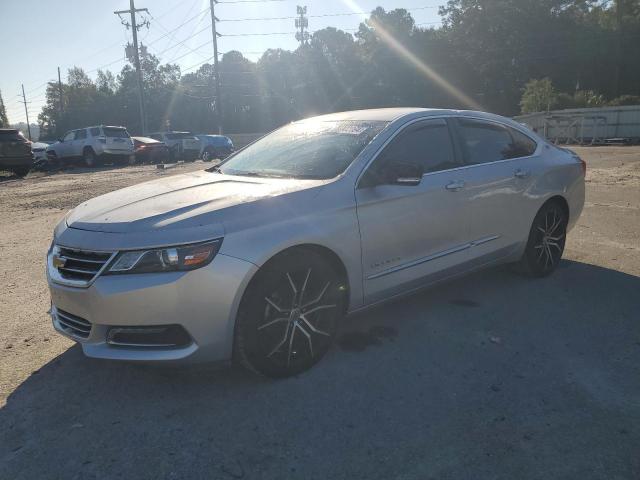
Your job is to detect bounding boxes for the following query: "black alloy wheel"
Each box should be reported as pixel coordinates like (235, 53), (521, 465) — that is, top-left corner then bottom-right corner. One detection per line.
(234, 249), (347, 377)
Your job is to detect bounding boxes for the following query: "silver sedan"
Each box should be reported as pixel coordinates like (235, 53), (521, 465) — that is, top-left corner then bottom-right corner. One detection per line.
(46, 108), (585, 377)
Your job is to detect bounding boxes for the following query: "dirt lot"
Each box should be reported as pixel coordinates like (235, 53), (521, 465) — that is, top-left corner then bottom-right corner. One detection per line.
(1, 149), (639, 479)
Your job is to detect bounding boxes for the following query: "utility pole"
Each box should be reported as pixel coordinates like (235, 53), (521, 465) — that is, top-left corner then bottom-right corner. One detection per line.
(295, 6), (309, 46)
(613, 0), (623, 97)
(114, 0), (149, 134)
(209, 0), (223, 134)
(57, 67), (64, 118)
(19, 84), (32, 140)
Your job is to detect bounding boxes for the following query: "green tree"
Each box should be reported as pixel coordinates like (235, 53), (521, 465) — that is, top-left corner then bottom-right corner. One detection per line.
(520, 78), (558, 113)
(0, 89), (8, 127)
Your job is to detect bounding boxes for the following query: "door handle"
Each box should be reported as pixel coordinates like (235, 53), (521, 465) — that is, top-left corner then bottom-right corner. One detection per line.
(445, 180), (465, 191)
(514, 169), (530, 179)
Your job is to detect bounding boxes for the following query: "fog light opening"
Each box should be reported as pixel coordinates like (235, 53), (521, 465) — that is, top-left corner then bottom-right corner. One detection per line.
(107, 325), (192, 348)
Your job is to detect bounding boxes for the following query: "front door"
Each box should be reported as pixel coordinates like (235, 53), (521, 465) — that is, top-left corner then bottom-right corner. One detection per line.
(72, 128), (87, 158)
(59, 131), (75, 159)
(355, 118), (470, 304)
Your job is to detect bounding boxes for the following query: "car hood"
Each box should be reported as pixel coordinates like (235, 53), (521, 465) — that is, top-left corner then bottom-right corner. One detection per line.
(66, 169), (324, 235)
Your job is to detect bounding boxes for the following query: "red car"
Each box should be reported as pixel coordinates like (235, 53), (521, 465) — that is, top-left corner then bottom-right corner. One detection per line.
(132, 136), (170, 164)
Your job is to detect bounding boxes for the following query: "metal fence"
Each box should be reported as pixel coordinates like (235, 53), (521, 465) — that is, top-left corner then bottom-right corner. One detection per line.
(514, 105), (640, 145)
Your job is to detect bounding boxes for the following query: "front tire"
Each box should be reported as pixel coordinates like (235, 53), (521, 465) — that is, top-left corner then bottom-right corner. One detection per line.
(12, 166), (30, 177)
(519, 201), (568, 277)
(234, 249), (347, 378)
(202, 147), (215, 162)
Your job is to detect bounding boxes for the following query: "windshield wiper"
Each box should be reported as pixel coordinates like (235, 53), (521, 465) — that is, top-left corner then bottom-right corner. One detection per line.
(232, 171), (290, 178)
(207, 165), (223, 174)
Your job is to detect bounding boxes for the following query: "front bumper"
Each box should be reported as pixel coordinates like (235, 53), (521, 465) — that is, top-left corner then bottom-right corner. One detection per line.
(48, 253), (257, 363)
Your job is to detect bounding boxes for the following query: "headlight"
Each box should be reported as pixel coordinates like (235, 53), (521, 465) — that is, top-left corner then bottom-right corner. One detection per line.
(105, 240), (222, 274)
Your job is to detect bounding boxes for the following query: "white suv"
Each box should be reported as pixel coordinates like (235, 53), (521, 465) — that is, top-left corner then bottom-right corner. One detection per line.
(46, 125), (135, 167)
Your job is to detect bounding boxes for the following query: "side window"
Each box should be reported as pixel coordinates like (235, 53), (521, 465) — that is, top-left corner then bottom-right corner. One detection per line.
(63, 131), (75, 142)
(507, 127), (537, 157)
(362, 120), (457, 186)
(457, 119), (515, 164)
(90, 127), (101, 136)
(74, 129), (87, 140)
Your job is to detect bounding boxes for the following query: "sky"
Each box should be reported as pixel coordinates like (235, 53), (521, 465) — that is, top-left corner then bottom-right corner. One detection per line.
(1, 0), (443, 125)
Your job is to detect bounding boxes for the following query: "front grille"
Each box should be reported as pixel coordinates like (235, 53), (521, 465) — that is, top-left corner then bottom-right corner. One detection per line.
(55, 247), (113, 284)
(56, 309), (92, 338)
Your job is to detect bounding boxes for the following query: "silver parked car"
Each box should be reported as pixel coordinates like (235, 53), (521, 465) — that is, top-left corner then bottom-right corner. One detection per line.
(46, 108), (585, 377)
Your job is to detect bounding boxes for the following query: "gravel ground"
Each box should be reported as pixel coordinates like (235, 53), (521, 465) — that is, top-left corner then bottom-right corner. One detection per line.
(1, 150), (639, 479)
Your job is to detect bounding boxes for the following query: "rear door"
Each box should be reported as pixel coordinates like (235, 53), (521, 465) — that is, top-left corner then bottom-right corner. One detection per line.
(451, 118), (540, 260)
(355, 118), (470, 303)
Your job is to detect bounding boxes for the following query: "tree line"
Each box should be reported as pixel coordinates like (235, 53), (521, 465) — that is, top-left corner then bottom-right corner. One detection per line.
(30, 0), (640, 139)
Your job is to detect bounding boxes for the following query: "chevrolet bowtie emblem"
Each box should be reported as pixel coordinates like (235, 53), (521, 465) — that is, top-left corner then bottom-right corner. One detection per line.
(52, 254), (67, 269)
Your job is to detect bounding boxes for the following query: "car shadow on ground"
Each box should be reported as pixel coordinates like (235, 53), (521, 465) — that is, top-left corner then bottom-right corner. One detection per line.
(2, 260), (639, 480)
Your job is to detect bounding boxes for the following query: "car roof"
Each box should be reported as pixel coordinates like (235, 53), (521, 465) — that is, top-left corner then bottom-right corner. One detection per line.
(83, 125), (127, 129)
(294, 107), (523, 127)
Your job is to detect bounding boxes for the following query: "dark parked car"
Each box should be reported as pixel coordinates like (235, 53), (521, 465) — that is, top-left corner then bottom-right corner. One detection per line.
(149, 131), (200, 161)
(0, 129), (33, 177)
(132, 136), (170, 164)
(196, 134), (234, 161)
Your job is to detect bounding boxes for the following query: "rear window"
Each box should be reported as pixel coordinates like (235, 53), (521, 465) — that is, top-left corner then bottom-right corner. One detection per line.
(103, 127), (130, 138)
(166, 133), (195, 140)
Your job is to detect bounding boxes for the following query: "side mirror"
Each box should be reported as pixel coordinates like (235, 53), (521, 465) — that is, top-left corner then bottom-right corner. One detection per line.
(383, 162), (423, 186)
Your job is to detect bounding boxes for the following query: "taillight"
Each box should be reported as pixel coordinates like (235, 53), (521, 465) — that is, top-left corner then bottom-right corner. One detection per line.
(578, 157), (586, 176)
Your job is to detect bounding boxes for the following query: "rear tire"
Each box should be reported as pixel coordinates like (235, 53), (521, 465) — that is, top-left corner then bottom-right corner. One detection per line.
(83, 149), (98, 168)
(518, 200), (568, 277)
(234, 249), (347, 378)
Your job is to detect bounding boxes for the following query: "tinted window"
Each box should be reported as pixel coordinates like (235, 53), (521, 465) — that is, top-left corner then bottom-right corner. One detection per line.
(63, 131), (75, 142)
(219, 120), (388, 179)
(363, 120), (457, 185)
(457, 119), (538, 164)
(103, 127), (130, 138)
(75, 129), (87, 140)
(457, 119), (514, 164)
(508, 127), (537, 157)
(0, 130), (27, 142)
(90, 127), (101, 136)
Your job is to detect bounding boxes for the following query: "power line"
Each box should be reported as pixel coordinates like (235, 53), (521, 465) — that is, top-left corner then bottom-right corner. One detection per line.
(220, 5), (440, 22)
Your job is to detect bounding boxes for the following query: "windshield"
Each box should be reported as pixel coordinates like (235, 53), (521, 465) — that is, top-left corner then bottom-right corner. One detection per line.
(216, 120), (388, 179)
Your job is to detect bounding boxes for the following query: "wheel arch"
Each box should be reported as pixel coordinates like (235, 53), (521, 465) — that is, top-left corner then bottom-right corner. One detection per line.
(82, 145), (95, 155)
(544, 194), (570, 219)
(230, 242), (351, 364)
(249, 243), (350, 311)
